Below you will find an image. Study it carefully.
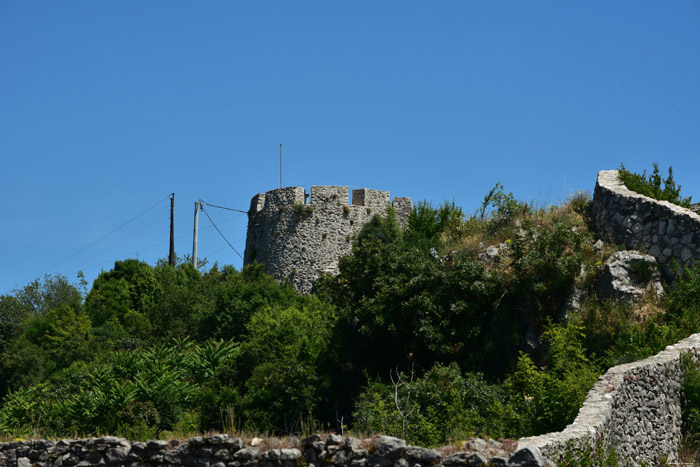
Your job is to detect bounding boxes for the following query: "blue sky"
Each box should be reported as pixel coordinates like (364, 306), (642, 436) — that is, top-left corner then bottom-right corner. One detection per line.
(2, 2), (699, 294)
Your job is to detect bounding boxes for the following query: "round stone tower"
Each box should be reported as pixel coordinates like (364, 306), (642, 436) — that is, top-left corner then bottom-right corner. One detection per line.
(244, 186), (412, 293)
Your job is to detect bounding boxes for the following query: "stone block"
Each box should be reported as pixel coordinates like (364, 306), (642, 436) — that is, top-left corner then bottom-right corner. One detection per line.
(352, 188), (390, 208)
(311, 186), (349, 205)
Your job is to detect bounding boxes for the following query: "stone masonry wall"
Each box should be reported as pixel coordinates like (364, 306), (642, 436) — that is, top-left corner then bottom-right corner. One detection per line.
(518, 332), (700, 465)
(0, 433), (549, 467)
(4, 333), (700, 466)
(244, 186), (411, 294)
(592, 169), (700, 276)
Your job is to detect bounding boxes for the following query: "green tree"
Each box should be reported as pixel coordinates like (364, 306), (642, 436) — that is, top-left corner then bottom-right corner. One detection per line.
(239, 301), (335, 432)
(85, 259), (159, 340)
(196, 263), (309, 342)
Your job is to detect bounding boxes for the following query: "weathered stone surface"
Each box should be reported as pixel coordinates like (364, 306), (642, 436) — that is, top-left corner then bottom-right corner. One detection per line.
(466, 452), (487, 466)
(327, 434), (344, 446)
(302, 435), (322, 449)
(371, 436), (406, 459)
(233, 447), (260, 461)
(244, 186), (411, 294)
(330, 449), (352, 466)
(443, 452), (468, 466)
(224, 438), (243, 452)
(208, 434), (228, 444)
(343, 437), (362, 450)
(147, 439), (169, 450)
(366, 456), (392, 467)
(507, 446), (545, 466)
(595, 250), (664, 302)
(478, 242), (509, 267)
(404, 446), (441, 464)
(279, 449), (301, 460)
(592, 169), (700, 275)
(105, 447), (129, 463)
(490, 456), (508, 466)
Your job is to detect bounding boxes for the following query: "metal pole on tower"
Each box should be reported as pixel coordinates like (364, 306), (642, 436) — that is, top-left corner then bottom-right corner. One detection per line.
(280, 144), (282, 188)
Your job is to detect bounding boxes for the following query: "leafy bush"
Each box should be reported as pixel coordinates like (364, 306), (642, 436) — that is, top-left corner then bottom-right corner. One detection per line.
(352, 363), (519, 446)
(0, 339), (240, 437)
(504, 323), (599, 436)
(682, 352), (700, 438)
(406, 200), (464, 247)
(238, 301), (335, 432)
(618, 163), (692, 208)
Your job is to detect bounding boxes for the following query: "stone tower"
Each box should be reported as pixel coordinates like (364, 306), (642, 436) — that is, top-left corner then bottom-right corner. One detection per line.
(244, 186), (412, 293)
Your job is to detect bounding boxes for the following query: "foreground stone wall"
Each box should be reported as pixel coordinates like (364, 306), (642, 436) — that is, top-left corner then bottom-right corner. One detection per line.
(5, 333), (700, 466)
(519, 332), (700, 465)
(244, 186), (411, 293)
(592, 169), (700, 276)
(0, 433), (549, 467)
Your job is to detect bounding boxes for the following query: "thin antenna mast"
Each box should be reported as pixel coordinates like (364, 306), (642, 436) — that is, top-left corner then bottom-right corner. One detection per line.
(280, 143), (282, 188)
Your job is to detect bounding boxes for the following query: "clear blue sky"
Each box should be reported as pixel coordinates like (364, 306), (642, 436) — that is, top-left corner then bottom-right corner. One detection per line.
(2, 2), (699, 294)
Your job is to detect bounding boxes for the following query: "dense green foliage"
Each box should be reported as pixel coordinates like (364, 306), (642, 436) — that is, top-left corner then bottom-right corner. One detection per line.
(618, 162), (692, 208)
(2, 182), (700, 454)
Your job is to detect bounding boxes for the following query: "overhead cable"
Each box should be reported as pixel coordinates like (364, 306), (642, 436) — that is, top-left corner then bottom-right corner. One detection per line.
(11, 194), (172, 292)
(199, 204), (244, 259)
(199, 199), (248, 214)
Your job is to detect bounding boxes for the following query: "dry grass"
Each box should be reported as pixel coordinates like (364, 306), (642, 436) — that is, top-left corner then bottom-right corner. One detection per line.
(678, 432), (700, 466)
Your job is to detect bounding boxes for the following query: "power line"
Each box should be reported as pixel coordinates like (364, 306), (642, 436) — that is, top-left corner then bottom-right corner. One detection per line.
(70, 207), (170, 270)
(199, 199), (248, 214)
(11, 194), (172, 292)
(199, 204), (244, 259)
(68, 211), (247, 277)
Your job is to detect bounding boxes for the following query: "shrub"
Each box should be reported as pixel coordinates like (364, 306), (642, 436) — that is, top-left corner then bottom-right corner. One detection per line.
(618, 163), (692, 208)
(352, 362), (517, 446)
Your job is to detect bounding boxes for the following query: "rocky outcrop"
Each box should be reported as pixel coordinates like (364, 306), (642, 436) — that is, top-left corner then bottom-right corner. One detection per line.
(595, 250), (664, 303)
(478, 242), (509, 268)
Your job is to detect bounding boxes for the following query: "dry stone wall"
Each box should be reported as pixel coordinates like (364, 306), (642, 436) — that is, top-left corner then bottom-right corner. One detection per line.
(592, 169), (700, 276)
(518, 332), (700, 465)
(244, 186), (411, 293)
(0, 433), (551, 467)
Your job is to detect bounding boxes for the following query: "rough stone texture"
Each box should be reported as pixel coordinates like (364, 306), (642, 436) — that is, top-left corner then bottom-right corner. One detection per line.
(0, 433), (549, 467)
(372, 436), (405, 458)
(519, 332), (700, 465)
(592, 170), (700, 277)
(595, 250), (664, 303)
(244, 186), (412, 293)
(478, 242), (509, 267)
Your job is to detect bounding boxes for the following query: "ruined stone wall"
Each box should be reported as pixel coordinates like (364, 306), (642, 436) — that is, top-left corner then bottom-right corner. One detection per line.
(592, 169), (700, 276)
(0, 433), (548, 467)
(244, 186), (411, 294)
(4, 329), (700, 467)
(518, 332), (700, 465)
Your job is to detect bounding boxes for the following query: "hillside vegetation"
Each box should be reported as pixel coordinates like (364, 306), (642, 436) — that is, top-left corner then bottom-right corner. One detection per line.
(2, 178), (700, 450)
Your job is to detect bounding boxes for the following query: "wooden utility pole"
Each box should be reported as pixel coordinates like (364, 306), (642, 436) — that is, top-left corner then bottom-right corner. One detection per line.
(192, 201), (200, 268)
(169, 193), (175, 267)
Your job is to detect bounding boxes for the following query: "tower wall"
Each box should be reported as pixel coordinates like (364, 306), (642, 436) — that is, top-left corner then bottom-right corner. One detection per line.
(244, 186), (411, 293)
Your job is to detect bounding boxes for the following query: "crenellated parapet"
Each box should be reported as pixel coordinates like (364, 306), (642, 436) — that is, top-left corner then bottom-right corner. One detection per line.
(244, 186), (411, 293)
